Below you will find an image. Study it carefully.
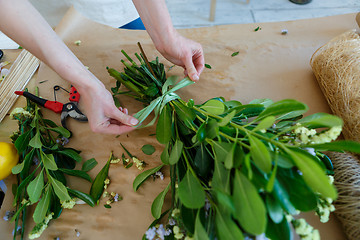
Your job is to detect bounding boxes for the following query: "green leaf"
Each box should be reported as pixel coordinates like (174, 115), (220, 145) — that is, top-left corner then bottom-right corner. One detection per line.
(233, 170), (267, 235)
(173, 101), (196, 127)
(297, 112), (343, 129)
(133, 164), (164, 191)
(266, 216), (291, 240)
(178, 170), (205, 209)
(59, 168), (92, 182)
(248, 135), (272, 173)
(42, 153), (58, 171)
(43, 119), (58, 128)
(224, 143), (236, 169)
(272, 179), (297, 215)
(200, 99), (225, 115)
(12, 161), (24, 174)
(141, 144), (156, 155)
(266, 159), (278, 192)
(213, 141), (233, 163)
(14, 129), (32, 153)
(194, 210), (210, 240)
(218, 110), (236, 127)
(194, 144), (212, 177)
(214, 191), (235, 214)
(224, 100), (242, 109)
(144, 83), (159, 97)
(244, 154), (253, 180)
(120, 143), (134, 158)
(254, 26), (261, 31)
(90, 158), (111, 202)
(50, 169), (67, 185)
(249, 98), (273, 108)
(287, 149), (337, 199)
(81, 158), (98, 172)
(33, 186), (51, 224)
(160, 143), (170, 165)
(205, 119), (219, 139)
(256, 99), (308, 121)
(27, 169), (44, 203)
(58, 149), (82, 163)
(156, 104), (172, 144)
(48, 126), (71, 138)
(253, 116), (276, 132)
(266, 194), (283, 224)
(215, 209), (244, 240)
(104, 204), (111, 208)
(169, 140), (183, 165)
(234, 143), (244, 169)
(212, 158), (230, 194)
(181, 205), (197, 234)
(29, 131), (42, 148)
(278, 169), (317, 212)
(304, 140), (360, 154)
(319, 154), (333, 171)
(234, 104), (265, 118)
(67, 188), (95, 207)
(13, 170), (36, 205)
(20, 148), (36, 179)
(50, 193), (62, 220)
(151, 182), (170, 219)
(205, 63), (212, 69)
(51, 176), (71, 202)
(231, 51), (240, 57)
(196, 123), (206, 142)
(274, 152), (294, 168)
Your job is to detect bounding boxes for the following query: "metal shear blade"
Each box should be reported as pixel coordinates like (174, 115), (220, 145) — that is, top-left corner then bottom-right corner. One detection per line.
(60, 102), (88, 129)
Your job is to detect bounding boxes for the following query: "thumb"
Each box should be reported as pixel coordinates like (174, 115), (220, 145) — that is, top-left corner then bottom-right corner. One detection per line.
(110, 107), (139, 126)
(184, 55), (199, 81)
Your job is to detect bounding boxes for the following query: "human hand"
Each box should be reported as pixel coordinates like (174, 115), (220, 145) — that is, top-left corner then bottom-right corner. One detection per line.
(156, 31), (205, 82)
(78, 82), (139, 135)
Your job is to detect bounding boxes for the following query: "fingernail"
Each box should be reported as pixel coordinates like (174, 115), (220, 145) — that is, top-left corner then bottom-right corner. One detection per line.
(192, 74), (199, 81)
(130, 118), (139, 126)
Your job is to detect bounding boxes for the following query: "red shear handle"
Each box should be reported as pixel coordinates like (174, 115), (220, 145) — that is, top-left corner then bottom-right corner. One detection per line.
(69, 86), (80, 102)
(15, 91), (63, 113)
(44, 101), (64, 113)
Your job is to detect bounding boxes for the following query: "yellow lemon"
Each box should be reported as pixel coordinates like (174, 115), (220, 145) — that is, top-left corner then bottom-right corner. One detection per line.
(0, 142), (19, 180)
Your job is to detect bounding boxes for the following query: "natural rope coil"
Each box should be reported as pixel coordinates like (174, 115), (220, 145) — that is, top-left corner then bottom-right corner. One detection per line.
(311, 30), (360, 240)
(326, 152), (360, 240)
(310, 30), (360, 142)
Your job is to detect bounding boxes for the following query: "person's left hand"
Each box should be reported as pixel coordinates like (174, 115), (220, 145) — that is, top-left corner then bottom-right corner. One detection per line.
(77, 81), (139, 135)
(156, 31), (205, 82)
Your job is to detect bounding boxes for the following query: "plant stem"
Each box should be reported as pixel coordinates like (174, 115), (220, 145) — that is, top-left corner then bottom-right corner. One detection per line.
(137, 42), (159, 84)
(21, 206), (27, 240)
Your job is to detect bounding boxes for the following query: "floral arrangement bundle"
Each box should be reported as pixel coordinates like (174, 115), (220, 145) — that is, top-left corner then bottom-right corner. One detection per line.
(109, 47), (360, 240)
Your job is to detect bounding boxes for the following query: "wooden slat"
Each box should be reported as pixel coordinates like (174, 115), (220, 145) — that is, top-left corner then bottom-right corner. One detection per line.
(0, 50), (40, 122)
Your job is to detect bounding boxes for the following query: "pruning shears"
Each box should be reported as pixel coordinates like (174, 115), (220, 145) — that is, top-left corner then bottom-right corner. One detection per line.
(15, 86), (88, 130)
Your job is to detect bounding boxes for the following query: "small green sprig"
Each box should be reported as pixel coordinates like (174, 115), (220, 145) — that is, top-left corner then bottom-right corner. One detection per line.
(9, 90), (96, 240)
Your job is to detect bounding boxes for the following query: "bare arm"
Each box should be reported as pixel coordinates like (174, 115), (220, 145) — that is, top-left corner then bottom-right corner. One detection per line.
(0, 0), (138, 134)
(132, 0), (205, 81)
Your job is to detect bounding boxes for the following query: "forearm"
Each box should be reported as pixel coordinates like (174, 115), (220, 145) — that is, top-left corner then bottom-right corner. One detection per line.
(132, 0), (176, 52)
(0, 0), (103, 91)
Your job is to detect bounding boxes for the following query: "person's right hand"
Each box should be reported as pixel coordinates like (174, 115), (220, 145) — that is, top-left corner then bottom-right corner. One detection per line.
(77, 81), (139, 135)
(156, 31), (204, 82)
